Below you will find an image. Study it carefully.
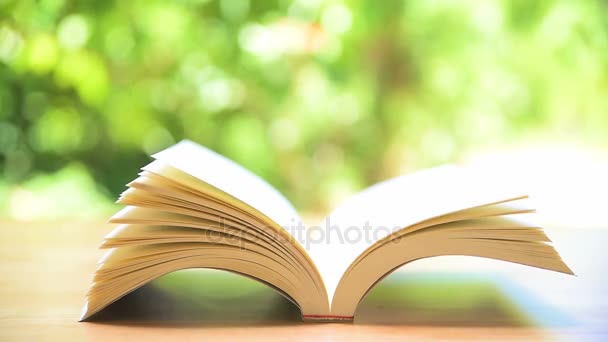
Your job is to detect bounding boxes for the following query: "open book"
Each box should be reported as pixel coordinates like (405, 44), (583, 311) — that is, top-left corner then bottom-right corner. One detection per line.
(80, 140), (573, 322)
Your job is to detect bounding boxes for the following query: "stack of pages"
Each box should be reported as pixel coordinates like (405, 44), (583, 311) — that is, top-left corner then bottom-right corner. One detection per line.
(81, 141), (572, 322)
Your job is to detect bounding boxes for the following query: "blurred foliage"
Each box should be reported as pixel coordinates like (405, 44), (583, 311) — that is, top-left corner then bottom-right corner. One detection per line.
(1, 0), (608, 219)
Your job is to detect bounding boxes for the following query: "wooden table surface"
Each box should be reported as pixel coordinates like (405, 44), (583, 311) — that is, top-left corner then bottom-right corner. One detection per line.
(0, 221), (605, 341)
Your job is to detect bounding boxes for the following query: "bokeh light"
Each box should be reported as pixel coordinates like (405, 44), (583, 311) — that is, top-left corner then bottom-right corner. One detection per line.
(1, 0), (607, 222)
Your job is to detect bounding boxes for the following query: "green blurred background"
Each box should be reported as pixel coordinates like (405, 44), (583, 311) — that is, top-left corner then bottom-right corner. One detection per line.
(1, 0), (607, 220)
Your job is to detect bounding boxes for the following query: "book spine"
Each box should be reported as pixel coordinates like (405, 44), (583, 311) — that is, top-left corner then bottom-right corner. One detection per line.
(302, 314), (354, 323)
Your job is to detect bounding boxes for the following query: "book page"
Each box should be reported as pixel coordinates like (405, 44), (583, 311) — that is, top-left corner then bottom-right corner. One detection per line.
(306, 165), (530, 301)
(152, 140), (300, 229)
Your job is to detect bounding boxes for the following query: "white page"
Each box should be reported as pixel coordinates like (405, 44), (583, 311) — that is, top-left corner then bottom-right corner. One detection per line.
(152, 140), (300, 229)
(306, 165), (531, 301)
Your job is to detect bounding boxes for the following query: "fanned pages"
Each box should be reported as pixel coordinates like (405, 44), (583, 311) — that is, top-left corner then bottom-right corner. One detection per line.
(81, 140), (573, 322)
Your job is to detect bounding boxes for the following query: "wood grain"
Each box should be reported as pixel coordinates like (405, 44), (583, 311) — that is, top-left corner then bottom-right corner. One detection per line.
(0, 221), (602, 341)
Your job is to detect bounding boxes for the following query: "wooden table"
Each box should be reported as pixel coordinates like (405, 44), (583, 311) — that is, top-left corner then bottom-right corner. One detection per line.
(0, 221), (604, 341)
